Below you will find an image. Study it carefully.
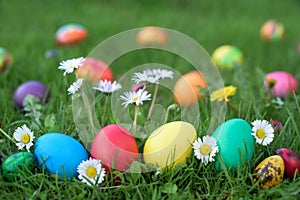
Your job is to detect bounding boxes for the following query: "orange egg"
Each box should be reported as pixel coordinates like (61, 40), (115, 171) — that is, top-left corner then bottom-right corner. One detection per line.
(173, 71), (207, 107)
(136, 27), (168, 47)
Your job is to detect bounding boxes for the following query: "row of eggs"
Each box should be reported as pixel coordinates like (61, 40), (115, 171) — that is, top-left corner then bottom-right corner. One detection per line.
(9, 57), (298, 110)
(54, 20), (285, 46)
(2, 118), (300, 189)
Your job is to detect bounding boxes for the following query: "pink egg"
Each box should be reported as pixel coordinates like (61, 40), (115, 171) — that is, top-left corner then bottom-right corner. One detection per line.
(265, 71), (298, 98)
(90, 124), (139, 172)
(76, 57), (114, 83)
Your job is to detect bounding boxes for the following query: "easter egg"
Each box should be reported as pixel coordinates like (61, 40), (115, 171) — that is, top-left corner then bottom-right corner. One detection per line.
(274, 148), (300, 178)
(90, 124), (139, 172)
(55, 24), (88, 45)
(136, 27), (168, 46)
(212, 118), (254, 170)
(173, 70), (207, 107)
(1, 152), (35, 182)
(13, 80), (50, 109)
(211, 45), (244, 70)
(76, 57), (114, 83)
(265, 71), (298, 98)
(260, 20), (284, 42)
(0, 47), (13, 72)
(34, 133), (88, 178)
(253, 155), (284, 189)
(143, 121), (197, 169)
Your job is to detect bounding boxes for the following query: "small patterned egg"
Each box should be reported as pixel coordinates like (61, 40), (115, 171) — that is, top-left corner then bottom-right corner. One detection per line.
(136, 27), (168, 47)
(173, 70), (207, 107)
(265, 71), (298, 98)
(55, 24), (88, 45)
(76, 57), (114, 83)
(1, 152), (35, 182)
(143, 121), (197, 169)
(253, 155), (284, 189)
(260, 20), (284, 42)
(34, 133), (88, 178)
(211, 45), (244, 70)
(13, 80), (50, 109)
(0, 47), (13, 72)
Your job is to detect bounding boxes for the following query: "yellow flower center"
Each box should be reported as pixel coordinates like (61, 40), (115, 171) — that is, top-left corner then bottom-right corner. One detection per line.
(256, 129), (266, 139)
(132, 97), (139, 102)
(86, 166), (97, 178)
(21, 133), (30, 144)
(200, 144), (211, 155)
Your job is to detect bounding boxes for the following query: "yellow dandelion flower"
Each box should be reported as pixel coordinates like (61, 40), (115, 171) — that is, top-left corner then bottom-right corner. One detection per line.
(210, 86), (237, 102)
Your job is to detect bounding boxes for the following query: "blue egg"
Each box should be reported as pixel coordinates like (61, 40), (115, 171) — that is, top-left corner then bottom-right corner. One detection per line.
(34, 133), (88, 178)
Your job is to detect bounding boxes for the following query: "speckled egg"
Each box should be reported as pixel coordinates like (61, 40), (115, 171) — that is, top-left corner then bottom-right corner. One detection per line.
(173, 71), (207, 107)
(76, 57), (114, 83)
(136, 27), (168, 46)
(265, 71), (298, 98)
(56, 24), (88, 45)
(211, 45), (244, 70)
(0, 47), (13, 72)
(34, 133), (88, 178)
(1, 152), (35, 182)
(212, 118), (254, 171)
(274, 148), (300, 178)
(260, 20), (284, 42)
(253, 155), (284, 189)
(13, 80), (50, 109)
(91, 124), (139, 172)
(143, 121), (197, 169)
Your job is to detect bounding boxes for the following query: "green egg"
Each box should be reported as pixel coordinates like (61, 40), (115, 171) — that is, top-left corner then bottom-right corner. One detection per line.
(1, 152), (35, 181)
(212, 118), (254, 171)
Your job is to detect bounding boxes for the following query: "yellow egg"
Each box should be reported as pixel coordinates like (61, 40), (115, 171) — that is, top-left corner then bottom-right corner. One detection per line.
(143, 121), (197, 169)
(253, 155), (284, 189)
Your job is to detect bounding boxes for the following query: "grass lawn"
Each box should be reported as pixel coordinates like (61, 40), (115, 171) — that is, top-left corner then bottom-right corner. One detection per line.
(1, 0), (300, 199)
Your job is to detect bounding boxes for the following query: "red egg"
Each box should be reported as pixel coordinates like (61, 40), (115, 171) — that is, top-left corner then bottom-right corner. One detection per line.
(90, 124), (139, 172)
(265, 71), (298, 98)
(76, 57), (114, 83)
(136, 27), (168, 47)
(274, 148), (300, 178)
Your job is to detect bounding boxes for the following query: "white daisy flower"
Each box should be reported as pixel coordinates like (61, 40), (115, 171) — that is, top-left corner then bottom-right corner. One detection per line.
(58, 57), (85, 76)
(132, 68), (173, 84)
(77, 158), (106, 186)
(93, 80), (122, 93)
(251, 119), (274, 146)
(13, 124), (35, 152)
(193, 135), (218, 165)
(120, 89), (151, 107)
(152, 69), (174, 80)
(67, 78), (84, 95)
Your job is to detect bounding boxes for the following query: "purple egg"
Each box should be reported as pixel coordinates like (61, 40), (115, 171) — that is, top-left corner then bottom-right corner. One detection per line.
(13, 81), (50, 109)
(265, 71), (298, 98)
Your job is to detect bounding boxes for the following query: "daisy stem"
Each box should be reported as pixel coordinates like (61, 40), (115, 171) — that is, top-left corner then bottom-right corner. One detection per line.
(0, 128), (15, 143)
(147, 82), (159, 120)
(101, 95), (109, 127)
(81, 90), (97, 131)
(227, 102), (245, 119)
(133, 106), (139, 135)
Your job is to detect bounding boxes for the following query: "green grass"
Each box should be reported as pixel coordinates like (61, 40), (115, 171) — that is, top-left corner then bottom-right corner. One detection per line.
(1, 0), (300, 199)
